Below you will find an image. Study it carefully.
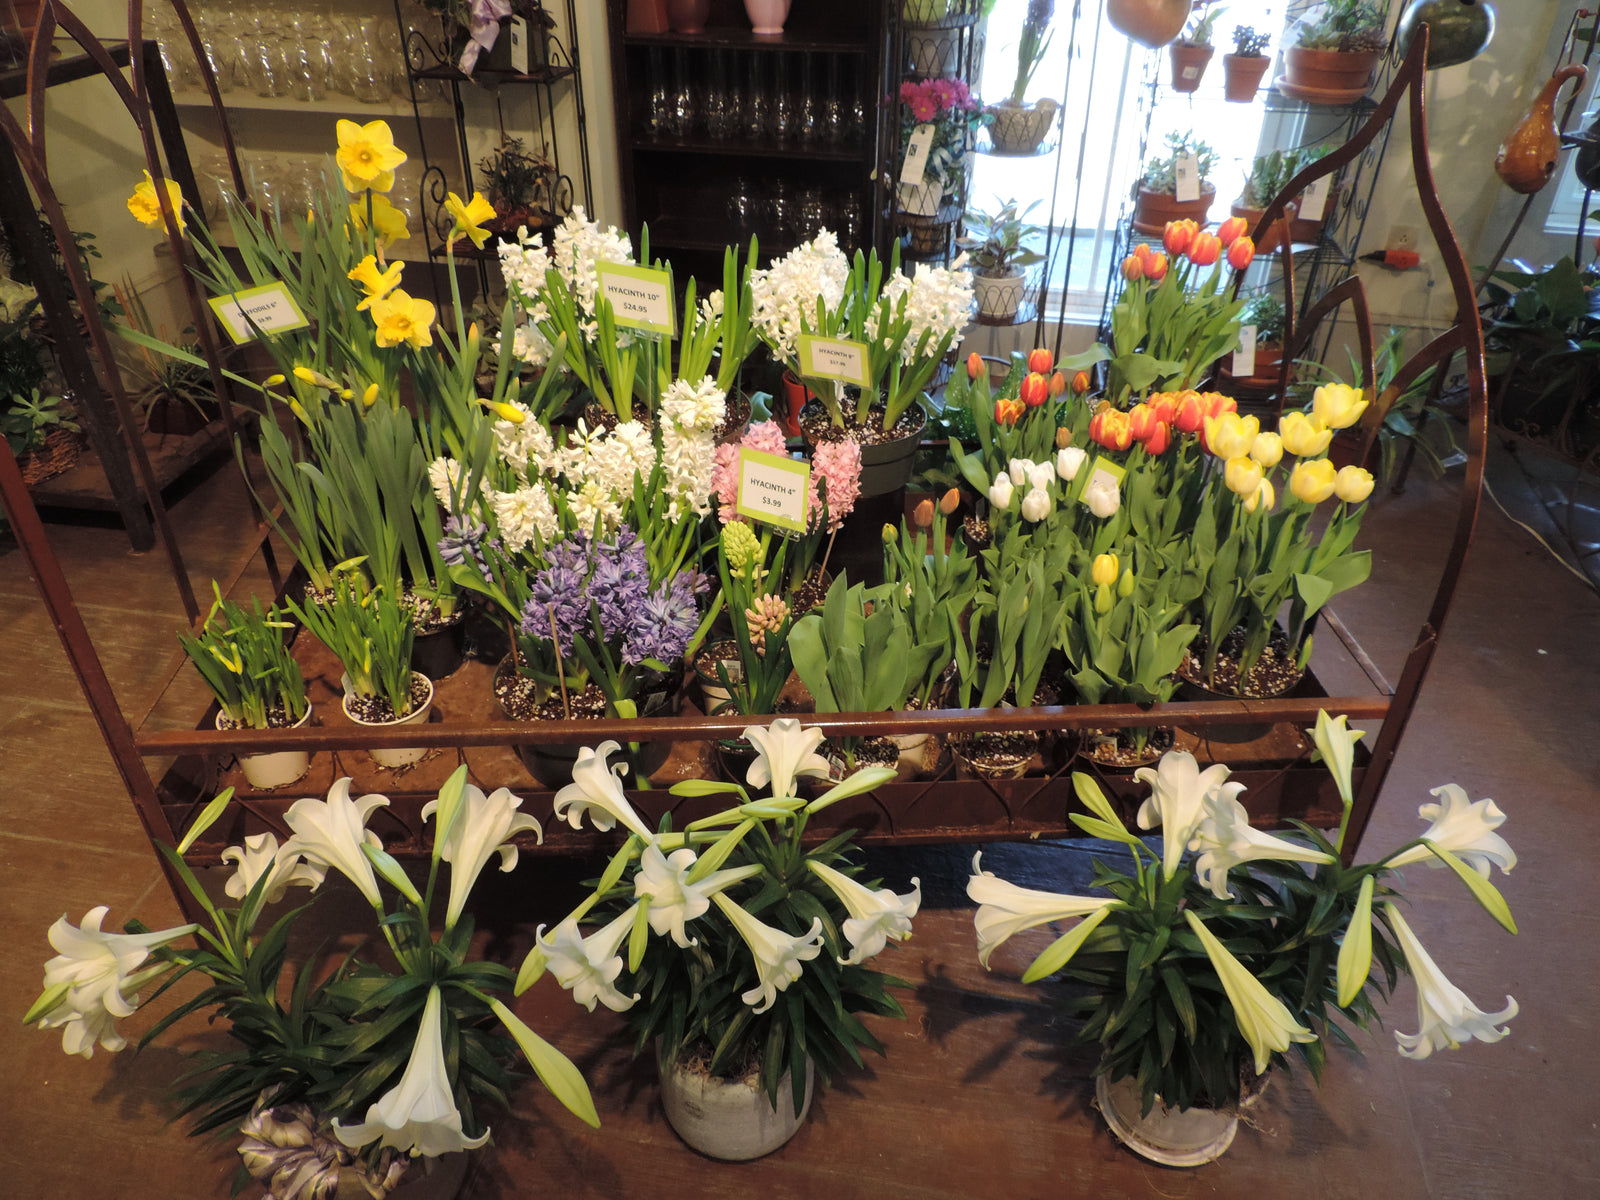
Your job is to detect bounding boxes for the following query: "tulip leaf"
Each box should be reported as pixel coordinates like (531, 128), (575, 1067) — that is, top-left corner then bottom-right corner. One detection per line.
(489, 998), (600, 1128)
(1022, 906), (1113, 984)
(361, 842), (424, 908)
(23, 981), (71, 1025)
(177, 787), (235, 856)
(1428, 844), (1518, 934)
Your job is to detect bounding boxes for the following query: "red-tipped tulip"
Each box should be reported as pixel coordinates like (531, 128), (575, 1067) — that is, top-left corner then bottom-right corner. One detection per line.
(1048, 370), (1067, 397)
(1144, 420), (1173, 455)
(1144, 251), (1170, 282)
(966, 351), (984, 380)
(1072, 370), (1091, 395)
(994, 398), (1025, 426)
(1121, 254), (1145, 282)
(1127, 402), (1160, 442)
(1204, 392), (1238, 418)
(1089, 408), (1134, 451)
(1218, 215), (1250, 248)
(1173, 391), (1207, 434)
(1147, 392), (1178, 425)
(1028, 347), (1054, 374)
(1163, 219), (1197, 256)
(1227, 235), (1256, 271)
(1188, 232), (1222, 266)
(1020, 372), (1049, 408)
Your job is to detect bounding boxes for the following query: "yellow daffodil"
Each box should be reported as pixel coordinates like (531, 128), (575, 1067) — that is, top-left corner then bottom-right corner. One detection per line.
(348, 255), (405, 311)
(1249, 431), (1283, 469)
(126, 170), (186, 233)
(1334, 464), (1375, 504)
(348, 194), (410, 246)
(362, 383), (380, 408)
(1313, 382), (1369, 430)
(483, 399), (526, 424)
(444, 191), (497, 250)
(1091, 553), (1119, 588)
(369, 288), (436, 349)
(335, 119), (407, 193)
(1204, 411), (1259, 460)
(1224, 454), (1264, 498)
(1290, 457), (1339, 504)
(1243, 478), (1275, 513)
(1279, 410), (1333, 458)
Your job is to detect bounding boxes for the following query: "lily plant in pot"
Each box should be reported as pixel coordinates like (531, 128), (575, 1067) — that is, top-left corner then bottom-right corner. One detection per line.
(959, 197), (1047, 323)
(287, 575), (433, 769)
(1133, 132), (1219, 234)
(1284, 0), (1391, 100)
(1222, 24), (1271, 100)
(178, 582), (313, 790)
(969, 712), (1519, 1167)
(1169, 2), (1226, 93)
(522, 720), (920, 1161)
(23, 768), (599, 1198)
(986, 0), (1061, 154)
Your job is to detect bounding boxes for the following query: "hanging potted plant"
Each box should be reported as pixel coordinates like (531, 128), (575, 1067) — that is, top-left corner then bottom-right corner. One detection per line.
(1132, 132), (1218, 234)
(1222, 24), (1271, 100)
(959, 197), (1046, 322)
(178, 583), (314, 790)
(524, 720), (920, 1160)
(1107, 0), (1197, 47)
(969, 713), (1520, 1166)
(1282, 0), (1391, 101)
(476, 136), (562, 244)
(1169, 2), (1225, 93)
(986, 0), (1060, 154)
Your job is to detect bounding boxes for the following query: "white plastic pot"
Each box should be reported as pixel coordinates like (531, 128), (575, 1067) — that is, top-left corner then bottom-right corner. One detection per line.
(222, 705), (313, 789)
(659, 1051), (813, 1161)
(1096, 1072), (1238, 1167)
(341, 673), (434, 768)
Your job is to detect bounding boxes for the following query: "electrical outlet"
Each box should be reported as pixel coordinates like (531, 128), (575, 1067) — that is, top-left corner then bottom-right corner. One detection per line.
(1387, 224), (1420, 253)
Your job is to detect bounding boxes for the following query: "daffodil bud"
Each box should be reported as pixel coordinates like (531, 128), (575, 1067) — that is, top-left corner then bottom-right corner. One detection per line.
(362, 383), (380, 407)
(1091, 553), (1119, 588)
(288, 399), (310, 424)
(263, 373), (286, 388)
(340, 388), (355, 400)
(485, 399), (527, 424)
(292, 366), (318, 384)
(1334, 464), (1375, 504)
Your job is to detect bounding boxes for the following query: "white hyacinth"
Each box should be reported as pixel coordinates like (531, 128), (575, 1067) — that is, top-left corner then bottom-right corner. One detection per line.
(491, 485), (560, 554)
(749, 230), (850, 364)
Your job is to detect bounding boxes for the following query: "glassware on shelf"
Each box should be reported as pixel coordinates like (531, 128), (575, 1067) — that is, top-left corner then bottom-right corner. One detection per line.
(770, 53), (795, 144)
(821, 54), (846, 148)
(643, 47), (666, 137)
(726, 174), (756, 233)
(797, 53), (823, 148)
(703, 49), (737, 143)
(743, 53), (771, 143)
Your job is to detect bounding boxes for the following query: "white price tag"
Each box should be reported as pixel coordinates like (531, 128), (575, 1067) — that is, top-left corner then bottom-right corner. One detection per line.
(595, 263), (675, 335)
(207, 282), (310, 344)
(1233, 324), (1258, 378)
(901, 123), (935, 187)
(1299, 173), (1332, 224)
(735, 448), (811, 533)
(1174, 153), (1201, 203)
(509, 16), (529, 74)
(798, 334), (871, 386)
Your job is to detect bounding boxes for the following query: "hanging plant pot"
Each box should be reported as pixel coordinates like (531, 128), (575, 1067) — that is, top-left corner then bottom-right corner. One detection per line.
(1222, 52), (1272, 101)
(1280, 48), (1384, 102)
(1168, 43), (1214, 93)
(907, 27), (960, 77)
(1132, 184), (1216, 235)
(985, 98), (1059, 154)
(1106, 0), (1194, 48)
(659, 1049), (814, 1161)
(341, 673), (435, 769)
(973, 268), (1028, 322)
(221, 705), (314, 790)
(1096, 1072), (1239, 1167)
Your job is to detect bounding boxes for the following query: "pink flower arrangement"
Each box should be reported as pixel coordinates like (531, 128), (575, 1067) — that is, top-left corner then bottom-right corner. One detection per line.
(898, 78), (980, 120)
(897, 79), (987, 204)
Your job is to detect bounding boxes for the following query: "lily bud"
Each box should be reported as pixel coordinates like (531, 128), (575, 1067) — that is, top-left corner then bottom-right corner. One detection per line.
(1071, 370), (1091, 395)
(1049, 370), (1067, 397)
(1290, 457), (1339, 504)
(1280, 410), (1334, 457)
(939, 487), (961, 515)
(1227, 235), (1256, 271)
(1027, 347), (1053, 374)
(1218, 216), (1250, 248)
(1020, 372), (1049, 408)
(1225, 454), (1264, 497)
(967, 350), (984, 380)
(1117, 567), (1136, 598)
(1334, 464), (1375, 504)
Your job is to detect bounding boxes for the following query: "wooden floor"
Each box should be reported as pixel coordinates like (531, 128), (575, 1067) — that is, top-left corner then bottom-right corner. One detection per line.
(1, 442), (1596, 1200)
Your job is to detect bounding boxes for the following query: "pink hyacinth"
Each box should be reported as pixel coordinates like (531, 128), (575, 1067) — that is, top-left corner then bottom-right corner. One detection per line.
(712, 421), (792, 524)
(808, 438), (862, 532)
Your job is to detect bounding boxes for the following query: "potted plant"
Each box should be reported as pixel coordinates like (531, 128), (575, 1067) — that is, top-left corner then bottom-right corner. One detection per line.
(525, 720), (919, 1160)
(1133, 132), (1219, 234)
(895, 77), (987, 231)
(986, 0), (1060, 154)
(1225, 291), (1286, 382)
(1232, 146), (1332, 251)
(1284, 0), (1391, 99)
(1222, 24), (1271, 100)
(287, 574), (434, 769)
(23, 770), (599, 1195)
(1169, 3), (1226, 93)
(476, 136), (560, 240)
(177, 583), (314, 789)
(1, 386), (80, 485)
(959, 197), (1046, 322)
(969, 712), (1519, 1166)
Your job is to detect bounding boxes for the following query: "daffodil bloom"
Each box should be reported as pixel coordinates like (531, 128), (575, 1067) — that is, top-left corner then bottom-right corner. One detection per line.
(1313, 382), (1369, 429)
(535, 906), (642, 1013)
(1185, 910), (1316, 1074)
(742, 718), (831, 798)
(348, 193), (410, 246)
(988, 473), (1015, 510)
(444, 190), (497, 249)
(423, 782), (543, 928)
(1020, 487), (1050, 523)
(807, 860), (920, 965)
(1385, 903), (1517, 1059)
(280, 777), (390, 908)
(967, 852), (1115, 969)
(220, 832), (324, 904)
(1243, 478), (1275, 513)
(1204, 411), (1260, 460)
(1188, 794), (1337, 899)
(348, 255), (404, 311)
(712, 893), (824, 1013)
(1334, 464), (1375, 504)
(368, 288), (436, 349)
(333, 985), (492, 1155)
(33, 907), (197, 1058)
(1383, 784), (1517, 876)
(335, 118), (407, 193)
(1250, 430), (1283, 468)
(1289, 456), (1338, 504)
(553, 740), (654, 839)
(1134, 750), (1245, 880)
(1279, 410), (1333, 457)
(1224, 454), (1264, 498)
(632, 844), (761, 947)
(1084, 474), (1120, 518)
(126, 170), (186, 232)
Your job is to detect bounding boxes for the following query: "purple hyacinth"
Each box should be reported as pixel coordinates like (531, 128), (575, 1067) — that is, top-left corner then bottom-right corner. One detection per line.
(438, 516), (491, 575)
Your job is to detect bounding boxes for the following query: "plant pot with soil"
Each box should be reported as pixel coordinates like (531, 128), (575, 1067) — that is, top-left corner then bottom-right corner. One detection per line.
(1132, 131), (1219, 234)
(1222, 25), (1272, 100)
(960, 197), (1045, 323)
(1283, 1), (1390, 100)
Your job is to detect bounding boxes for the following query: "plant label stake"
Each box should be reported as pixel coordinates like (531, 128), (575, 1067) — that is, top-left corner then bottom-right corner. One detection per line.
(1233, 324), (1257, 377)
(901, 123), (935, 187)
(1300, 173), (1332, 222)
(1175, 153), (1201, 202)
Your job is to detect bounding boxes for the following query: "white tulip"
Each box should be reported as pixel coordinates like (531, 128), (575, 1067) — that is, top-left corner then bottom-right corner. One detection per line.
(1386, 904), (1517, 1060)
(1028, 463), (1055, 493)
(1189, 795), (1336, 899)
(280, 778), (391, 908)
(1020, 487), (1051, 523)
(333, 985), (492, 1156)
(424, 783), (544, 928)
(536, 905), (642, 1013)
(1384, 784), (1517, 877)
(1135, 750), (1244, 880)
(553, 740), (653, 839)
(1084, 474), (1120, 518)
(220, 832), (324, 904)
(1056, 446), (1087, 481)
(742, 718), (831, 799)
(807, 860), (920, 964)
(967, 852), (1114, 969)
(712, 893), (823, 1013)
(1007, 457), (1033, 485)
(988, 474), (1015, 510)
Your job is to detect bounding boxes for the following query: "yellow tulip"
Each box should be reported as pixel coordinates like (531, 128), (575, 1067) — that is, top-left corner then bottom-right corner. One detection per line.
(1204, 412), (1259, 461)
(1243, 479), (1275, 514)
(1290, 457), (1338, 504)
(444, 191), (498, 250)
(1249, 431), (1283, 469)
(348, 194), (411, 246)
(1313, 382), (1369, 430)
(1224, 455), (1264, 498)
(126, 170), (186, 233)
(335, 118), (407, 193)
(1279, 410), (1333, 458)
(369, 288), (436, 349)
(1335, 464), (1375, 504)
(1091, 553), (1119, 588)
(348, 255), (404, 311)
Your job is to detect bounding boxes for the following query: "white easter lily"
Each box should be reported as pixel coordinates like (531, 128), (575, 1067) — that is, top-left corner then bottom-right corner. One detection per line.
(1386, 904), (1517, 1059)
(1310, 711), (1364, 808)
(553, 740), (653, 839)
(988, 473), (1015, 510)
(34, 907), (196, 1058)
(1384, 784), (1517, 877)
(424, 783), (544, 928)
(633, 845), (759, 947)
(280, 777), (391, 908)
(1135, 750), (1245, 880)
(742, 718), (831, 799)
(221, 832), (324, 904)
(333, 985), (492, 1156)
(1020, 487), (1051, 523)
(712, 893), (823, 1013)
(807, 860), (920, 964)
(967, 851), (1115, 969)
(1189, 794), (1336, 899)
(536, 905), (642, 1013)
(1184, 910), (1316, 1074)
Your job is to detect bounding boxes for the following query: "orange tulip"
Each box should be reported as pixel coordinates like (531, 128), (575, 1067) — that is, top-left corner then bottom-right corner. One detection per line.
(1173, 391), (1207, 434)
(1163, 219), (1197, 256)
(1144, 251), (1170, 282)
(1028, 347), (1054, 374)
(1188, 231), (1221, 266)
(1020, 372), (1049, 408)
(1121, 254), (1145, 282)
(1227, 235), (1256, 271)
(1089, 408), (1134, 451)
(1144, 420), (1172, 455)
(913, 498), (935, 528)
(1049, 370), (1068, 397)
(1127, 402), (1160, 442)
(1204, 392), (1238, 418)
(1217, 215), (1249, 248)
(966, 351), (984, 380)
(1146, 391), (1178, 425)
(938, 487), (961, 515)
(1071, 369), (1091, 395)
(994, 398), (1025, 426)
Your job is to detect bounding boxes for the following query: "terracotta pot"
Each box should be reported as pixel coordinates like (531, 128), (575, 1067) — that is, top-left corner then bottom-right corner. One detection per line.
(659, 1049), (813, 1160)
(1106, 0), (1193, 48)
(664, 0), (708, 32)
(1398, 0), (1496, 69)
(1097, 1073), (1238, 1167)
(1132, 184), (1215, 235)
(1222, 52), (1271, 101)
(779, 370), (812, 437)
(1229, 200), (1286, 255)
(1496, 65), (1586, 195)
(1283, 47), (1383, 95)
(1168, 43), (1213, 92)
